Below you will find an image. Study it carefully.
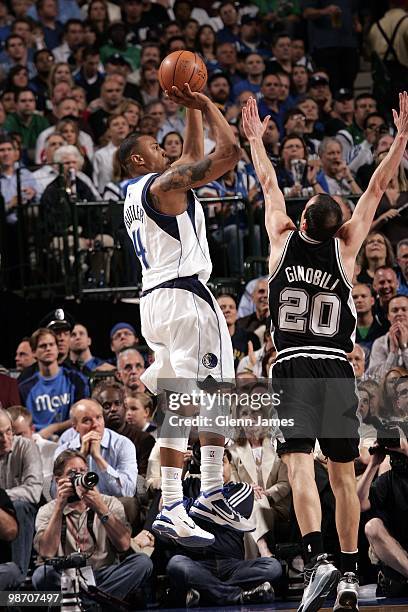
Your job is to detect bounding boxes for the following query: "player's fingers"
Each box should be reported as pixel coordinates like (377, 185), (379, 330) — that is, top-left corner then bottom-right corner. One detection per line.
(263, 115), (271, 130)
(182, 82), (193, 96)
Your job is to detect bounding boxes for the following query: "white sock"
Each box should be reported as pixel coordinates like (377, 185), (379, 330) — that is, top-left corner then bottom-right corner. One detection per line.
(200, 445), (224, 493)
(161, 467), (183, 507)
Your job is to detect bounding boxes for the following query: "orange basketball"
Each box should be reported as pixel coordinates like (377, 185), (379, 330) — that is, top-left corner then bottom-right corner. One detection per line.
(159, 51), (208, 94)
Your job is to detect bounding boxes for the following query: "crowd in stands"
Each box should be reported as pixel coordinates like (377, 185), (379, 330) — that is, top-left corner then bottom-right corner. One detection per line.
(1, 0), (408, 607)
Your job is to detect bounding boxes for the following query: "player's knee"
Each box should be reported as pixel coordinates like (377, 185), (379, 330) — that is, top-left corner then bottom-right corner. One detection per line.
(365, 518), (386, 542)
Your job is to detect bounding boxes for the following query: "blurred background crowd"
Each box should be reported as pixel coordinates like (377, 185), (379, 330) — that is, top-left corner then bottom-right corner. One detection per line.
(1, 0), (408, 608)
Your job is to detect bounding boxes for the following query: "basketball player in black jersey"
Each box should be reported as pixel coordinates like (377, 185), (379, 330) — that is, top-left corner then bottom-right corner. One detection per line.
(242, 92), (408, 612)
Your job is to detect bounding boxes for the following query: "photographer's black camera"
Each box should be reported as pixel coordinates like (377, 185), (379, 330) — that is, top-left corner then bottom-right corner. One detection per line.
(369, 418), (408, 455)
(68, 471), (99, 502)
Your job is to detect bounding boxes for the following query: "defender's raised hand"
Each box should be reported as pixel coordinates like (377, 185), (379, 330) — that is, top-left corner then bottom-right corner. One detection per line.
(393, 91), (408, 137)
(242, 97), (270, 140)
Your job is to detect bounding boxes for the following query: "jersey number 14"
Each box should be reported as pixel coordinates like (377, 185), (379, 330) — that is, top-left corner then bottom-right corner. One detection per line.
(279, 288), (341, 337)
(132, 229), (150, 269)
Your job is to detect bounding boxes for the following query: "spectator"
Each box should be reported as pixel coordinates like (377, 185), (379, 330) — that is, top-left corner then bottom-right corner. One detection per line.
(86, 0), (110, 42)
(0, 34), (35, 78)
(357, 232), (395, 285)
(372, 266), (399, 321)
(357, 440), (408, 597)
(233, 53), (265, 99)
(397, 239), (408, 296)
(368, 295), (408, 379)
(156, 95), (185, 143)
(0, 135), (37, 226)
(258, 73), (286, 135)
(161, 131), (183, 164)
(89, 75), (125, 142)
(0, 408), (42, 579)
(55, 399), (137, 496)
(347, 112), (388, 175)
(4, 63), (29, 94)
(262, 116), (280, 161)
(237, 278), (270, 336)
(214, 42), (241, 87)
(238, 15), (267, 58)
(297, 94), (324, 140)
(291, 64), (309, 101)
(39, 308), (76, 367)
(73, 45), (104, 103)
(0, 488), (21, 590)
(230, 400), (291, 558)
(139, 60), (161, 107)
(125, 392), (157, 434)
(236, 325), (277, 378)
(307, 72), (333, 122)
(110, 322), (139, 361)
(342, 93), (378, 155)
(100, 22), (140, 71)
(356, 133), (395, 191)
(3, 88), (49, 161)
(32, 131), (65, 197)
(216, 1), (240, 45)
(15, 337), (35, 372)
(93, 114), (130, 193)
(0, 373), (20, 408)
(346, 343), (366, 382)
(36, 0), (63, 50)
(352, 283), (385, 355)
(276, 134), (322, 196)
(8, 405), (58, 482)
(207, 72), (232, 114)
(119, 99), (143, 133)
(52, 19), (84, 63)
(32, 449), (153, 601)
(302, 0), (360, 92)
(165, 448), (281, 606)
(326, 88), (354, 133)
(377, 366), (408, 419)
(92, 382), (155, 477)
(29, 49), (55, 109)
(35, 97), (94, 164)
(316, 136), (362, 195)
(267, 32), (292, 75)
(18, 328), (89, 437)
(56, 117), (93, 175)
(217, 294), (260, 369)
(117, 348), (146, 394)
(69, 323), (106, 372)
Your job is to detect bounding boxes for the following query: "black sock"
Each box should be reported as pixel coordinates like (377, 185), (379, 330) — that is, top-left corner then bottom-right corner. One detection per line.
(302, 531), (324, 565)
(340, 550), (359, 575)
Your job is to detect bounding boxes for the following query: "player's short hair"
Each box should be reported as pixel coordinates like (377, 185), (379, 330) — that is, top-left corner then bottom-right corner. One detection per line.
(118, 133), (145, 171)
(304, 194), (343, 242)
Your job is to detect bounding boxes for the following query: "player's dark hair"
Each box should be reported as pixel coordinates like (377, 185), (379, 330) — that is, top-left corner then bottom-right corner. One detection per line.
(118, 133), (144, 171)
(304, 194), (343, 241)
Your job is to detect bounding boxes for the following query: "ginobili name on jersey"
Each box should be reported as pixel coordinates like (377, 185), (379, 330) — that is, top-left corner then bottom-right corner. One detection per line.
(285, 265), (339, 291)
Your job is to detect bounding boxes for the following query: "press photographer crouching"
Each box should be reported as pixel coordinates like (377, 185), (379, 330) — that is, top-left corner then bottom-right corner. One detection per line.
(357, 377), (408, 597)
(32, 450), (153, 604)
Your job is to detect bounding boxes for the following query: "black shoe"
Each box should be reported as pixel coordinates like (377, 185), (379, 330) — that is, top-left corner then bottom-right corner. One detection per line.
(297, 553), (341, 612)
(241, 581), (274, 604)
(333, 572), (359, 611)
(186, 589), (200, 608)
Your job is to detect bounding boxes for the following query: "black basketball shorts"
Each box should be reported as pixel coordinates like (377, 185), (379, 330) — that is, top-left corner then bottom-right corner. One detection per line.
(270, 347), (360, 463)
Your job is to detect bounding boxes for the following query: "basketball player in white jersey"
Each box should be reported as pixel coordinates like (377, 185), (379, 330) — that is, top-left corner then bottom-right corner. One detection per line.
(119, 85), (253, 546)
(242, 92), (408, 612)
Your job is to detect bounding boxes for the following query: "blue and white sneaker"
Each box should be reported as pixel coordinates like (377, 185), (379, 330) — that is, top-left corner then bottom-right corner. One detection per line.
(189, 488), (255, 532)
(152, 500), (215, 547)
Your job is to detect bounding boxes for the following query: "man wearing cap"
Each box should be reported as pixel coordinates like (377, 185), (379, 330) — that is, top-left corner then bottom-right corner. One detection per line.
(308, 71), (334, 122)
(18, 328), (89, 438)
(347, 112), (389, 174)
(325, 89), (355, 135)
(238, 15), (268, 58)
(110, 322), (139, 361)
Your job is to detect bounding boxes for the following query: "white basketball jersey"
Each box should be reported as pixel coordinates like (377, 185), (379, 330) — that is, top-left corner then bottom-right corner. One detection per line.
(123, 173), (212, 291)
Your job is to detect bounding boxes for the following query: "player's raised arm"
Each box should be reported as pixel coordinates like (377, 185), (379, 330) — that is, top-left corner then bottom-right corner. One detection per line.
(150, 85), (240, 204)
(341, 91), (408, 255)
(241, 97), (293, 238)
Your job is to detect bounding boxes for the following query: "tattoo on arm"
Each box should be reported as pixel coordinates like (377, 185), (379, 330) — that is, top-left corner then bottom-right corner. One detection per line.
(159, 159), (212, 192)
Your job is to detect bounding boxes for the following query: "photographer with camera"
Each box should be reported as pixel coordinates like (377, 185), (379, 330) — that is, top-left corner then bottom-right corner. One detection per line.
(32, 449), (153, 602)
(356, 389), (408, 597)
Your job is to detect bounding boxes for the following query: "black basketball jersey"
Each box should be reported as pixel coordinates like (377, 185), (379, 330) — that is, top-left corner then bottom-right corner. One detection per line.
(269, 231), (356, 353)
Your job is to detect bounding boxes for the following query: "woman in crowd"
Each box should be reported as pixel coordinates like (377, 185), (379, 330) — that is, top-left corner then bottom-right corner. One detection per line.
(56, 117), (93, 176)
(291, 65), (309, 102)
(93, 113), (130, 194)
(48, 63), (74, 92)
(370, 156), (408, 247)
(183, 18), (199, 50)
(5, 64), (29, 93)
(297, 96), (324, 141)
(195, 24), (217, 65)
(229, 393), (291, 558)
(356, 231), (395, 285)
(161, 131), (183, 164)
(377, 366), (408, 419)
(275, 134), (323, 197)
(87, 0), (110, 43)
(119, 99), (143, 133)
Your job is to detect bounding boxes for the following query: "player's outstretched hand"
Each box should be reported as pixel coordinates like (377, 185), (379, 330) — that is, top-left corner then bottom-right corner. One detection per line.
(392, 91), (408, 136)
(242, 97), (269, 140)
(165, 83), (209, 111)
